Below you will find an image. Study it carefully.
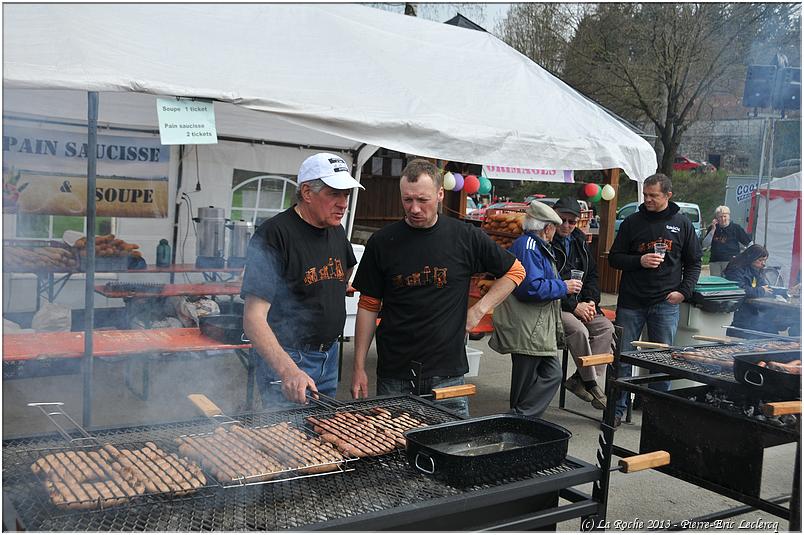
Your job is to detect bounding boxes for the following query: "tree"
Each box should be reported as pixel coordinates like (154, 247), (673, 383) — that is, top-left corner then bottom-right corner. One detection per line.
(561, 4), (788, 174)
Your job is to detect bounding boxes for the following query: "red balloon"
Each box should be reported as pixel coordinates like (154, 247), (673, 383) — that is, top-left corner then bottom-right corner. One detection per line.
(464, 175), (480, 194)
(583, 183), (600, 198)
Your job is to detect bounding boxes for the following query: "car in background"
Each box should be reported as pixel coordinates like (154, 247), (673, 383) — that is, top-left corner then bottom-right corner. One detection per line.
(673, 155), (716, 173)
(536, 198), (590, 212)
(465, 201), (528, 222)
(772, 158), (801, 177)
(615, 201), (704, 240)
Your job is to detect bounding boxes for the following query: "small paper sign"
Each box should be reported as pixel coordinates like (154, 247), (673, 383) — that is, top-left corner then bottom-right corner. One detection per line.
(156, 97), (218, 145)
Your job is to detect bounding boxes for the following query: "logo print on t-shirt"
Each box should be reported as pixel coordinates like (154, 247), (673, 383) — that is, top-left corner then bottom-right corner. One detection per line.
(638, 239), (673, 254)
(391, 266), (448, 289)
(303, 258), (345, 285)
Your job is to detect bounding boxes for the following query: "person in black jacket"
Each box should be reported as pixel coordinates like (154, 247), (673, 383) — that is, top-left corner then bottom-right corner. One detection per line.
(723, 244), (776, 337)
(550, 197), (613, 410)
(702, 205), (752, 276)
(608, 174), (702, 426)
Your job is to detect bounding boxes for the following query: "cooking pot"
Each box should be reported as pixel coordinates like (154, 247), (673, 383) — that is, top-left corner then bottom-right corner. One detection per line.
(199, 314), (249, 344)
(732, 350), (801, 400)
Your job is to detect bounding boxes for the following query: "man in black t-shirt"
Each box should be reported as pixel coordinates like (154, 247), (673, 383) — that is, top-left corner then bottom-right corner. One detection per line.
(241, 153), (362, 406)
(702, 205), (752, 276)
(351, 159), (525, 416)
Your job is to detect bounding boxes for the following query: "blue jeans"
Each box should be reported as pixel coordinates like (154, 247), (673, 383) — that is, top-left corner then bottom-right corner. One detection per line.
(253, 343), (340, 410)
(377, 375), (469, 418)
(614, 301), (680, 417)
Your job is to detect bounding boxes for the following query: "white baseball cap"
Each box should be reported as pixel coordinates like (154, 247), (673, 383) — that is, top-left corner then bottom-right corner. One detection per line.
(297, 153), (364, 190)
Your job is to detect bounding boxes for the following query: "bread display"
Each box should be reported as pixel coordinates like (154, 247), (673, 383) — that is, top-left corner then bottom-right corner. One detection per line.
(74, 234), (141, 258)
(481, 212), (525, 249)
(4, 246), (78, 271)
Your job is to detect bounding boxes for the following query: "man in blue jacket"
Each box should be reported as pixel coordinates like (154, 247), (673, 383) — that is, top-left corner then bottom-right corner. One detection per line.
(608, 174), (702, 426)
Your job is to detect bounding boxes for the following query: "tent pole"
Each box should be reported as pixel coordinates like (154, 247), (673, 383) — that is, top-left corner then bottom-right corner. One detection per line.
(762, 118), (776, 247)
(83, 92), (99, 428)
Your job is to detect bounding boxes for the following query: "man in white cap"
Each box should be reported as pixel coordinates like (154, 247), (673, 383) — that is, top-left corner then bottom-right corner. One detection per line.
(242, 153), (364, 406)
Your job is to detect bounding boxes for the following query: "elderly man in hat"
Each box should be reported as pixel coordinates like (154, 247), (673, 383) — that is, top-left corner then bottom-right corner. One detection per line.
(550, 197), (613, 410)
(490, 201), (584, 417)
(242, 152), (363, 407)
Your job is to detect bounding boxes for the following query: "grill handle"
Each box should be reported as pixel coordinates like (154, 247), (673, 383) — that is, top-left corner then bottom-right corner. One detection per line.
(615, 450), (670, 473)
(630, 341), (670, 349)
(692, 334), (739, 344)
(578, 353), (614, 367)
(762, 401), (802, 416)
(431, 384), (477, 400)
(27, 402), (100, 447)
(188, 394), (239, 426)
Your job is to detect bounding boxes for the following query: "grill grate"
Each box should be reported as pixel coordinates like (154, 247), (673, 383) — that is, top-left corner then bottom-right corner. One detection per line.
(4, 395), (585, 530)
(624, 349), (737, 382)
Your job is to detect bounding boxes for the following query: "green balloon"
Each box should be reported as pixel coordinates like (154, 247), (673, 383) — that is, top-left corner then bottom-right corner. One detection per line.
(591, 189), (603, 203)
(478, 176), (492, 195)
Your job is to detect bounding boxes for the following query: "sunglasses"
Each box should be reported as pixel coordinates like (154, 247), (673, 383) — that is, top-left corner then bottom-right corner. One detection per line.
(560, 217), (578, 225)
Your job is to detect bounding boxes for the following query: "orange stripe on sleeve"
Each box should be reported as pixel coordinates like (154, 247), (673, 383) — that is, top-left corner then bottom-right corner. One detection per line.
(358, 294), (382, 312)
(503, 259), (526, 286)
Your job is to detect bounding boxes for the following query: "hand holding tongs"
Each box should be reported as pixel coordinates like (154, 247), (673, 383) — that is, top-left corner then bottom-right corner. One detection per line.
(269, 380), (350, 410)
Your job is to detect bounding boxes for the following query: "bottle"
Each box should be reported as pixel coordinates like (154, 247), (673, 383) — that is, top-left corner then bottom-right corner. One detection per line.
(156, 239), (171, 267)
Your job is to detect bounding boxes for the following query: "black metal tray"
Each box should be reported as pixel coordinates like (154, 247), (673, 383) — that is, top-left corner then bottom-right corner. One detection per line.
(404, 414), (571, 486)
(733, 350), (801, 400)
(199, 314), (249, 344)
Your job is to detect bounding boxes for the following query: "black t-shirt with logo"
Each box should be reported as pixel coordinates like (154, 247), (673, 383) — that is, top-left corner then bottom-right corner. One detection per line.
(240, 207), (357, 348)
(710, 223), (752, 262)
(353, 216), (515, 379)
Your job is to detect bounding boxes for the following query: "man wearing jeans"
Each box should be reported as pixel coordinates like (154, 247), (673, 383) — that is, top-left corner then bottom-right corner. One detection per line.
(350, 159), (524, 416)
(242, 153), (363, 407)
(608, 174), (702, 426)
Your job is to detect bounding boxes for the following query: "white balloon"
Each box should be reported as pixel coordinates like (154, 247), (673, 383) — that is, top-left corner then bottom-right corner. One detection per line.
(601, 184), (616, 201)
(443, 172), (456, 191)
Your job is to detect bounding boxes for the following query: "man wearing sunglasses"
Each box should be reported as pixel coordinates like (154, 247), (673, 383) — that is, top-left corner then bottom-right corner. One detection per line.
(550, 197), (614, 410)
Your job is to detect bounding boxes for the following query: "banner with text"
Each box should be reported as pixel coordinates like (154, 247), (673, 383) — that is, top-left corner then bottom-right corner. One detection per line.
(482, 165), (574, 183)
(3, 125), (170, 217)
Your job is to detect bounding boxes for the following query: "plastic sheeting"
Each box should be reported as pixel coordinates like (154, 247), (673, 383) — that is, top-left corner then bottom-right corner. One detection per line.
(4, 3), (657, 181)
(754, 173), (801, 285)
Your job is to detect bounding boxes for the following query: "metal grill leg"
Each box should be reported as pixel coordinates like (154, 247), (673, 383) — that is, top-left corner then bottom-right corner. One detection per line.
(559, 348), (569, 409)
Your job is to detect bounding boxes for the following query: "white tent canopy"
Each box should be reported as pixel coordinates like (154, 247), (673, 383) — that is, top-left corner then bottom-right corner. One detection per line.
(754, 172), (801, 286)
(4, 3), (657, 182)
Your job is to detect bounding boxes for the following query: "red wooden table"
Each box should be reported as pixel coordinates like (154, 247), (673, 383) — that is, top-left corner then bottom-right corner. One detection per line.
(3, 328), (253, 403)
(95, 282), (242, 299)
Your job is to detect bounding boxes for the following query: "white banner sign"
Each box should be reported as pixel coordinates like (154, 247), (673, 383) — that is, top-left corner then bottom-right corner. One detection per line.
(483, 165), (574, 183)
(156, 97), (218, 145)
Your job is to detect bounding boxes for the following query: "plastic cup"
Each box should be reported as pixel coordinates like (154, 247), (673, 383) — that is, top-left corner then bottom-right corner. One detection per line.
(570, 269), (584, 280)
(654, 242), (667, 258)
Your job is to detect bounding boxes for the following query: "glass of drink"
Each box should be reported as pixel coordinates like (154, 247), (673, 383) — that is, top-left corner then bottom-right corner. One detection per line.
(654, 242), (667, 258)
(570, 269), (584, 280)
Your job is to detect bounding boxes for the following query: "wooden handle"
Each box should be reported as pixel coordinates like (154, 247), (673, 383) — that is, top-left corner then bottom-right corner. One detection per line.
(578, 353), (614, 367)
(692, 335), (736, 343)
(761, 401), (801, 416)
(618, 451), (670, 473)
(188, 394), (224, 418)
(630, 341), (670, 349)
(432, 384), (477, 400)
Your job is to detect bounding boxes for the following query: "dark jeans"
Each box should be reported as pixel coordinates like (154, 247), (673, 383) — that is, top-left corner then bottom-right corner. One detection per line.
(377, 375), (469, 417)
(614, 301), (680, 417)
(253, 343), (339, 410)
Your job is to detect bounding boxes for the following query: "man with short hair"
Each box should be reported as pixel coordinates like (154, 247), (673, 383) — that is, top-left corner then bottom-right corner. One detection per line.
(351, 159), (525, 416)
(242, 152), (363, 406)
(608, 174), (702, 426)
(549, 197), (613, 410)
(702, 205), (752, 276)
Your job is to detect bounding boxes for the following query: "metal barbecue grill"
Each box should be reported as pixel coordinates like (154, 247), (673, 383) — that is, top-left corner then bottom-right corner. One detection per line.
(3, 395), (599, 531)
(593, 329), (801, 531)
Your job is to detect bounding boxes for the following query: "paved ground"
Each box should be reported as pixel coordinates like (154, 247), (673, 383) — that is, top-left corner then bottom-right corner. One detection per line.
(2, 289), (797, 531)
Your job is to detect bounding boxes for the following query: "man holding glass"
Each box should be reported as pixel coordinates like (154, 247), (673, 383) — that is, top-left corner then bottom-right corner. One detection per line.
(608, 174), (702, 426)
(550, 197), (614, 410)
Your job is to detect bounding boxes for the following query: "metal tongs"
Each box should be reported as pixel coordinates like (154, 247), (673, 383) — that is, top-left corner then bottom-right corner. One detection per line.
(269, 380), (352, 410)
(28, 402), (101, 447)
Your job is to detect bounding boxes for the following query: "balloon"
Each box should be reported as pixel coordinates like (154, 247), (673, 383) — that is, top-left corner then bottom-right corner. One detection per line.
(591, 188), (603, 203)
(478, 176), (492, 195)
(583, 183), (600, 198)
(443, 172), (456, 191)
(463, 175), (480, 194)
(452, 173), (464, 191)
(601, 184), (616, 201)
